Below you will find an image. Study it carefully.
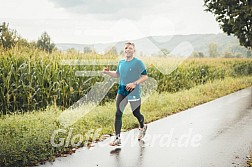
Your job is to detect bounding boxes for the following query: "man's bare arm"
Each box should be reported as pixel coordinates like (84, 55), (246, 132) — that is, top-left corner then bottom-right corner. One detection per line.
(104, 71), (119, 78)
(135, 74), (148, 85)
(102, 67), (120, 78)
(125, 75), (148, 91)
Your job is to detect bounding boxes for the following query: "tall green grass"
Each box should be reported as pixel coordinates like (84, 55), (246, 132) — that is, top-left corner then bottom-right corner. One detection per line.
(1, 47), (252, 113)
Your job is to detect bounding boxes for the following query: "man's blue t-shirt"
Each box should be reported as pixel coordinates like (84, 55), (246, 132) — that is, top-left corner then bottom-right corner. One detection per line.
(116, 57), (147, 100)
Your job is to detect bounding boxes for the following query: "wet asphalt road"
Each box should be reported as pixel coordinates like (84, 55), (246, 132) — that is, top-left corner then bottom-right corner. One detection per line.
(42, 87), (252, 167)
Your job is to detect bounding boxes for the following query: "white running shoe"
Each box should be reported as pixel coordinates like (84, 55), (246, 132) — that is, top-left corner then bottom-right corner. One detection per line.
(138, 124), (147, 140)
(109, 137), (121, 146)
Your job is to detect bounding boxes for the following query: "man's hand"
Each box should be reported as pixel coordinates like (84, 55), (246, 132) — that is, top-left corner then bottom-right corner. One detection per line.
(102, 66), (109, 74)
(126, 82), (136, 91)
(101, 66), (119, 78)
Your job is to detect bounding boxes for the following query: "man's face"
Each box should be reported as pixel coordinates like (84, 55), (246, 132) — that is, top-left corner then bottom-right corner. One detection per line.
(124, 44), (135, 58)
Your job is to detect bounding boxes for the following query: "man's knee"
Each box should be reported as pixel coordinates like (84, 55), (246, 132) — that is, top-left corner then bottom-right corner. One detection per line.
(133, 108), (141, 117)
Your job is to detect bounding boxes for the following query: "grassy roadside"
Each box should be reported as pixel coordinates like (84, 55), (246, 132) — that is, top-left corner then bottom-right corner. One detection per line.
(0, 76), (252, 166)
(248, 150), (252, 167)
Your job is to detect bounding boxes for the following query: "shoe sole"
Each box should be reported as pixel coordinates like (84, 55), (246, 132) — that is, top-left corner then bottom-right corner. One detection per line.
(109, 144), (121, 146)
(109, 142), (121, 146)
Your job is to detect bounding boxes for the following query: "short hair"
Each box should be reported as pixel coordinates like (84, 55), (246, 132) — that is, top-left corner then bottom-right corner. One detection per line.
(125, 41), (135, 48)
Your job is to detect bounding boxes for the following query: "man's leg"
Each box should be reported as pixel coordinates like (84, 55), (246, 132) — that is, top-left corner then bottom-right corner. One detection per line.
(130, 99), (147, 140)
(115, 94), (128, 137)
(129, 99), (144, 128)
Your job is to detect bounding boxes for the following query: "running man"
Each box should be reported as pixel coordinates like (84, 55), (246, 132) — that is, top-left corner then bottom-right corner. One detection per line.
(103, 41), (148, 146)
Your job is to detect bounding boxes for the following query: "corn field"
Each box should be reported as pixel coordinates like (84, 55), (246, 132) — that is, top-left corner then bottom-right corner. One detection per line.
(0, 47), (252, 114)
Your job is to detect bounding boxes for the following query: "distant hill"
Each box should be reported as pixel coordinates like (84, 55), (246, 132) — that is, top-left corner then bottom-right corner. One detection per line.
(56, 33), (250, 57)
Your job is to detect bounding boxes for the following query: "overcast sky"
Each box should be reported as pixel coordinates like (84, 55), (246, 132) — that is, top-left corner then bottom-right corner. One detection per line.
(0, 0), (222, 44)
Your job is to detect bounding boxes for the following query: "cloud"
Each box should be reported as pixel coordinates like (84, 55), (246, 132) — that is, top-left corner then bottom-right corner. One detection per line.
(48, 0), (164, 20)
(49, 0), (84, 8)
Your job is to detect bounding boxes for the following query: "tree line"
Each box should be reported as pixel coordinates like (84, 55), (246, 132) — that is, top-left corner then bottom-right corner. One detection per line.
(0, 22), (56, 53)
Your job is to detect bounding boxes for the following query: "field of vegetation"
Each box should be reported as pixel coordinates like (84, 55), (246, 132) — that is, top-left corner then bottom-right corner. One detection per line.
(1, 46), (252, 114)
(0, 46), (252, 166)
